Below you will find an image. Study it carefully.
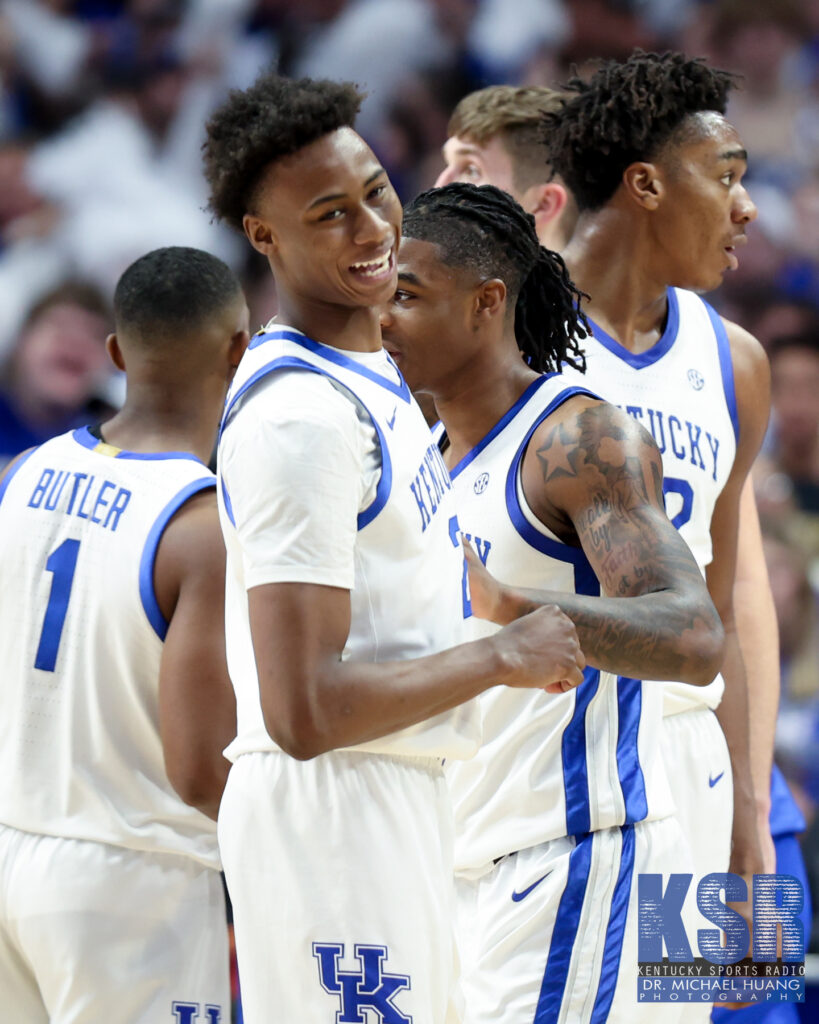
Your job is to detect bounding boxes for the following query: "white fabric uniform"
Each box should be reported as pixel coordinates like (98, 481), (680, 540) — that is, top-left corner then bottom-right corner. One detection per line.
(0, 427), (229, 1023)
(217, 325), (480, 1024)
(443, 374), (685, 1024)
(561, 287), (736, 886)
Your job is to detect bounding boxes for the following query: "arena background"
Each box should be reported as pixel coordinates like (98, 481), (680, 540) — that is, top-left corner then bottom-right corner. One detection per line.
(2, 0), (819, 1019)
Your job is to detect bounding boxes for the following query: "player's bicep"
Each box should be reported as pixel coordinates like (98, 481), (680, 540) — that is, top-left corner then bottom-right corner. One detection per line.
(526, 400), (702, 598)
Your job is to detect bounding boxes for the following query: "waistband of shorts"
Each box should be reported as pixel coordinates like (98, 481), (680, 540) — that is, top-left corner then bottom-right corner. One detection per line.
(235, 748), (445, 772)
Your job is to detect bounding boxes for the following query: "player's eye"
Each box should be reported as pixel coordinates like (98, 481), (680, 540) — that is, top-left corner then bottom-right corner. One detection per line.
(368, 183), (388, 200)
(720, 172), (734, 186)
(464, 164), (482, 180)
(318, 207), (344, 221)
(393, 289), (415, 303)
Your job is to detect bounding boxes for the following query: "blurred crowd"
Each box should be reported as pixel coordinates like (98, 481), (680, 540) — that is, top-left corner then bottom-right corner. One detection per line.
(3, 0), (819, 953)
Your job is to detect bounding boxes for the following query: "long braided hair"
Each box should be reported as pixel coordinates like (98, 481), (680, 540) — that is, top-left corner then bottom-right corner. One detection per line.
(402, 182), (587, 373)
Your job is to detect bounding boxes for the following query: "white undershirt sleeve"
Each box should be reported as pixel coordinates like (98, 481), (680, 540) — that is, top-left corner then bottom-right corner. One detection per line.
(220, 371), (374, 590)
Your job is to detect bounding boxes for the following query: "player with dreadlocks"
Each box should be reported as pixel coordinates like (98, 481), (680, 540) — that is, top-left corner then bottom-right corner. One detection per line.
(547, 54), (809, 1018)
(380, 181), (725, 1024)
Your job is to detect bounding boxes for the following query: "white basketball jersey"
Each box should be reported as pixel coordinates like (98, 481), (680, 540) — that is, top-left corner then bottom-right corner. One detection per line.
(444, 375), (675, 873)
(0, 428), (220, 868)
(218, 326), (480, 761)
(561, 287), (737, 715)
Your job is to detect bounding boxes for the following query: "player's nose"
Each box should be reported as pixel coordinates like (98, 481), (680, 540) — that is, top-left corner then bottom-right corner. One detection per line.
(434, 165), (457, 188)
(733, 185), (757, 225)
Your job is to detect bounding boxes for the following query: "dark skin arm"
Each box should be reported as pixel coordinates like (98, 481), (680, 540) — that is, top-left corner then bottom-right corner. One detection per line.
(248, 580), (585, 761)
(154, 490), (236, 821)
(469, 395), (724, 683)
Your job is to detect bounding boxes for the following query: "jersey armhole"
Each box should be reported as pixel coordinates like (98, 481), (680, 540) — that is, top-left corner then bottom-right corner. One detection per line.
(139, 477), (216, 640)
(221, 356), (392, 531)
(702, 300), (740, 444)
(503, 386), (601, 598)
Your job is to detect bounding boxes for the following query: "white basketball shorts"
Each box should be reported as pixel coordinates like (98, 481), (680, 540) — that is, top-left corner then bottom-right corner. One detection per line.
(218, 749), (463, 1024)
(455, 815), (701, 1024)
(0, 822), (229, 1024)
(661, 707), (733, 881)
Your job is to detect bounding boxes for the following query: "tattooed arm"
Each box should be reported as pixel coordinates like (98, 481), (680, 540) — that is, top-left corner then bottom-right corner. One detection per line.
(472, 394), (724, 684)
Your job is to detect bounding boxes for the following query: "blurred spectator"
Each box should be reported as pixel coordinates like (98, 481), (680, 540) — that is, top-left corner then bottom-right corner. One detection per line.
(768, 330), (819, 514)
(0, 280), (115, 467)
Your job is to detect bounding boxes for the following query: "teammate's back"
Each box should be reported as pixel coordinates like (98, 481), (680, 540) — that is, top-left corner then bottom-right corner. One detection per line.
(0, 430), (218, 862)
(0, 246), (249, 1024)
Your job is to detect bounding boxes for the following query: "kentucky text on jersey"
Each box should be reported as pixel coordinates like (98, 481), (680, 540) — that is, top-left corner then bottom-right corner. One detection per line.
(410, 442), (452, 531)
(623, 405), (720, 482)
(27, 467), (132, 532)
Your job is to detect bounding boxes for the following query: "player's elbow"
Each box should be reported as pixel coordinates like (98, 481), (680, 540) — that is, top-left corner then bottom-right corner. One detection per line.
(678, 607), (725, 686)
(261, 693), (335, 761)
(166, 758), (228, 820)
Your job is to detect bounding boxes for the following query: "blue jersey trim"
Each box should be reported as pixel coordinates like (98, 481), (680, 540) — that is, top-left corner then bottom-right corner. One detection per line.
(0, 446), (38, 506)
(499, 385), (603, 836)
(220, 477), (236, 527)
(503, 385), (602, 599)
(71, 426), (204, 463)
(563, 669), (600, 836)
(449, 375), (558, 480)
(247, 328), (411, 402)
(590, 825), (635, 1023)
(616, 677), (649, 822)
(534, 831), (594, 1024)
(704, 300), (740, 444)
(139, 477), (216, 640)
(221, 355), (392, 531)
(585, 287), (680, 369)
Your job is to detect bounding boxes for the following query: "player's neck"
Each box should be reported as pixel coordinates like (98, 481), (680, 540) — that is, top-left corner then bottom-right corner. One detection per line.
(565, 214), (670, 354)
(435, 346), (537, 470)
(273, 293), (383, 353)
(99, 384), (223, 463)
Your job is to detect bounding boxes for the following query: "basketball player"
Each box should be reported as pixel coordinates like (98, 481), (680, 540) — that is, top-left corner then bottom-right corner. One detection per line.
(380, 181), (725, 1023)
(440, 65), (806, 968)
(435, 85), (576, 252)
(0, 246), (249, 1023)
(547, 50), (773, 983)
(202, 73), (585, 1024)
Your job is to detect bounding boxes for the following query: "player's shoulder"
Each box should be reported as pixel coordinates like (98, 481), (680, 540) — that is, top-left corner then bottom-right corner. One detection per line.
(719, 317), (769, 381)
(525, 392), (662, 487)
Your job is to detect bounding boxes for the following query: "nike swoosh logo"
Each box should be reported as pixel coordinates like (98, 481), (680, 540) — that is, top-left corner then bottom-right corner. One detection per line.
(387, 407), (397, 430)
(511, 872), (551, 903)
(709, 771), (725, 788)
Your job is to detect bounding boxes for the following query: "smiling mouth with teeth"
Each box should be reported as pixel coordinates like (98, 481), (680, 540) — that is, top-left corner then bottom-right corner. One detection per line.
(350, 250), (394, 280)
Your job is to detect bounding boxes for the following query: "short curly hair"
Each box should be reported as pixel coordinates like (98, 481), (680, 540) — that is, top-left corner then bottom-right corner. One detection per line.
(544, 50), (739, 212)
(203, 72), (364, 231)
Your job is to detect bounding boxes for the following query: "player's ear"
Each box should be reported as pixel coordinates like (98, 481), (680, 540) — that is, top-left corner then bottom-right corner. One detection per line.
(243, 213), (278, 257)
(230, 328), (250, 368)
(106, 333), (126, 372)
(474, 278), (506, 323)
(623, 162), (663, 210)
(524, 181), (569, 235)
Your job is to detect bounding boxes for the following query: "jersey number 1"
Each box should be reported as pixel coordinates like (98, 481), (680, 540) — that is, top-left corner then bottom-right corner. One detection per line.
(35, 538), (80, 672)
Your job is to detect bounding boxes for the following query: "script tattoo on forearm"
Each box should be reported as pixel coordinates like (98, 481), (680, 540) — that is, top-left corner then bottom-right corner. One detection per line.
(530, 405), (722, 681)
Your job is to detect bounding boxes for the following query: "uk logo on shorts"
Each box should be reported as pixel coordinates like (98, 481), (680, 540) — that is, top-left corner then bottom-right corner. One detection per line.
(171, 1002), (221, 1022)
(313, 942), (412, 1023)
